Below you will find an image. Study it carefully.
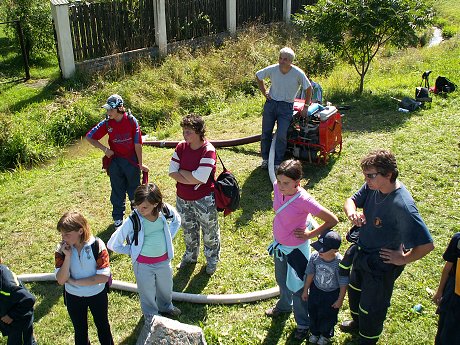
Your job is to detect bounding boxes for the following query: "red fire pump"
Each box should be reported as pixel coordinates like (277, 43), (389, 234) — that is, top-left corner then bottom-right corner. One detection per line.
(286, 100), (343, 164)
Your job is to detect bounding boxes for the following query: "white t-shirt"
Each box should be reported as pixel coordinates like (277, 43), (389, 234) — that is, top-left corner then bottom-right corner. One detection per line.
(256, 64), (311, 103)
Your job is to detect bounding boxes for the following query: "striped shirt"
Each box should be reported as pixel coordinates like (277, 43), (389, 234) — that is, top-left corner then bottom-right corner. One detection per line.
(169, 140), (216, 200)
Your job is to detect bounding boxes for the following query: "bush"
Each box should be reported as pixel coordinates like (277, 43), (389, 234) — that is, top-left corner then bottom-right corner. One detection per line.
(47, 103), (100, 146)
(178, 89), (223, 116)
(295, 40), (337, 78)
(0, 130), (54, 170)
(442, 25), (457, 39)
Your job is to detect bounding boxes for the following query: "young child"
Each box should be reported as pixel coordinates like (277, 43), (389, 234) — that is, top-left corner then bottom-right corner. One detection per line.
(55, 212), (114, 345)
(0, 259), (37, 345)
(433, 232), (460, 345)
(86, 94), (149, 228)
(266, 159), (338, 341)
(108, 183), (182, 325)
(302, 230), (348, 345)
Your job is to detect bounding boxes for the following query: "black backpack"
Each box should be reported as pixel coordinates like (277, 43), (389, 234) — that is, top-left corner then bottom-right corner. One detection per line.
(90, 237), (112, 292)
(435, 76), (457, 94)
(213, 154), (240, 216)
(128, 205), (173, 246)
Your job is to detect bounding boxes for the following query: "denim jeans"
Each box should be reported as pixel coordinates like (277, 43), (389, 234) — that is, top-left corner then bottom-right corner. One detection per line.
(109, 156), (140, 221)
(261, 100), (294, 165)
(274, 253), (310, 329)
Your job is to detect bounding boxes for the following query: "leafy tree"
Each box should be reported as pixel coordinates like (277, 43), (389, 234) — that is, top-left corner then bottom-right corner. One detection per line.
(2, 0), (55, 60)
(293, 0), (433, 94)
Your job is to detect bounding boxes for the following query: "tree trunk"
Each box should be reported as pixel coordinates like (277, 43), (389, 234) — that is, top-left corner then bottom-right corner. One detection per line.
(358, 74), (365, 95)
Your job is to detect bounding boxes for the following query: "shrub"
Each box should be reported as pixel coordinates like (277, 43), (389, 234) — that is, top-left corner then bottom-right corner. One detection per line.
(442, 25), (457, 39)
(295, 40), (337, 77)
(178, 90), (223, 116)
(0, 130), (54, 170)
(47, 104), (100, 146)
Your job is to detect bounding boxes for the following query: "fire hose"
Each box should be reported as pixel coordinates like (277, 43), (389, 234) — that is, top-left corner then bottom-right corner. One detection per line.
(16, 133), (280, 304)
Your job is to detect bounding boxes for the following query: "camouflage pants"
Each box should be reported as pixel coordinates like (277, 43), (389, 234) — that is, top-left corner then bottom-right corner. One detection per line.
(176, 194), (220, 266)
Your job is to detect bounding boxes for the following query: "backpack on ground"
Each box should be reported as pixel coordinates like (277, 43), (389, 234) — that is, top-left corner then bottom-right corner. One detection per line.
(399, 97), (421, 112)
(128, 205), (173, 246)
(415, 70), (432, 102)
(213, 154), (240, 216)
(434, 76), (457, 94)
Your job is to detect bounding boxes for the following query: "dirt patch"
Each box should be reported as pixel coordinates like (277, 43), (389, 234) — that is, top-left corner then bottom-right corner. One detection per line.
(25, 78), (49, 88)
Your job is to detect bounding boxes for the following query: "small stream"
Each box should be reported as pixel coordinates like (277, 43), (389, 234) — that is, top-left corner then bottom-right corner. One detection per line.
(428, 27), (443, 47)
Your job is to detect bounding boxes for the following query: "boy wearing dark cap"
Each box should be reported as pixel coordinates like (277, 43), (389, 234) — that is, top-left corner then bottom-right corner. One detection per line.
(86, 94), (149, 228)
(302, 231), (348, 345)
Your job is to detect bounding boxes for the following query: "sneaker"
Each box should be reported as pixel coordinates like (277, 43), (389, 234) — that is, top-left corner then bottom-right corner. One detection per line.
(309, 334), (320, 344)
(176, 259), (197, 269)
(339, 319), (358, 333)
(205, 263), (217, 275)
(317, 335), (330, 345)
(265, 306), (291, 317)
(294, 328), (310, 341)
(260, 159), (268, 169)
(114, 219), (123, 228)
(161, 306), (181, 318)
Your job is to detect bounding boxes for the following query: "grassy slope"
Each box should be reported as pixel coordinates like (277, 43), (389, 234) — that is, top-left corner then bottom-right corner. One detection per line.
(1, 2), (459, 345)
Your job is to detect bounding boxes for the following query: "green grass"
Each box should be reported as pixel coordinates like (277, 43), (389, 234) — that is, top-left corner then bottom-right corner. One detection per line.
(1, 2), (460, 344)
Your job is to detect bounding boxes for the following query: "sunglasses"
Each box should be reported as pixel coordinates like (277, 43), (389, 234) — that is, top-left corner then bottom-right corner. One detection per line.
(363, 172), (380, 179)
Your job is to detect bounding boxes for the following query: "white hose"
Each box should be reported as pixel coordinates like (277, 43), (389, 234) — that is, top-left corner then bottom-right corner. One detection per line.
(268, 131), (277, 184)
(268, 130), (319, 228)
(13, 133), (284, 305)
(17, 273), (279, 304)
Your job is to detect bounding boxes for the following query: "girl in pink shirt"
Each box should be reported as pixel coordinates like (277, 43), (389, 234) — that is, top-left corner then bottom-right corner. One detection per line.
(266, 159), (338, 341)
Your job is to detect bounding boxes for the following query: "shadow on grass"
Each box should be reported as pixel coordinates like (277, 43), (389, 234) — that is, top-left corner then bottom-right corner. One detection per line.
(28, 282), (61, 323)
(329, 90), (427, 134)
(261, 313), (291, 345)
(236, 166), (273, 227)
(174, 265), (211, 295)
(226, 145), (261, 158)
(97, 224), (116, 244)
(172, 268), (211, 334)
(7, 78), (62, 113)
(173, 262), (197, 292)
(119, 316), (144, 345)
(172, 268), (211, 329)
(301, 154), (338, 190)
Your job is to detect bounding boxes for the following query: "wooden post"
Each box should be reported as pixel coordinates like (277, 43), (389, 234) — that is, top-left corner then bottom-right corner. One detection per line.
(283, 0), (292, 23)
(15, 20), (30, 80)
(153, 0), (167, 56)
(226, 0), (236, 34)
(50, 0), (75, 78)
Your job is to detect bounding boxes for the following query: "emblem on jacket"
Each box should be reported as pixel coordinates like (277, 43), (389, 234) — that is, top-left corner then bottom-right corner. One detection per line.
(374, 217), (383, 228)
